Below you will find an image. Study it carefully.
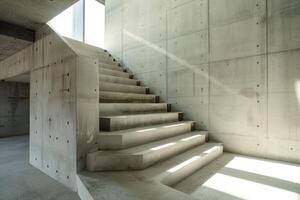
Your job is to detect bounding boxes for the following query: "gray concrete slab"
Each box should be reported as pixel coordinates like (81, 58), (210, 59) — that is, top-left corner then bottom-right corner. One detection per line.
(0, 0), (77, 30)
(0, 135), (80, 200)
(174, 153), (300, 200)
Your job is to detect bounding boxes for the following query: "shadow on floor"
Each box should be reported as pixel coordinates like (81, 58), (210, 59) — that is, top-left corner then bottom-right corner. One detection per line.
(174, 153), (300, 200)
(0, 135), (80, 200)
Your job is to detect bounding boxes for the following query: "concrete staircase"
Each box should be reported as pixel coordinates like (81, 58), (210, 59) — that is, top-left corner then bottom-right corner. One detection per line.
(86, 51), (223, 187)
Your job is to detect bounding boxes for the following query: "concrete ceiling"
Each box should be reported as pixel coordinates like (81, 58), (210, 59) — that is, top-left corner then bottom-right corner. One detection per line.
(4, 73), (30, 83)
(0, 0), (78, 62)
(0, 34), (32, 61)
(0, 0), (79, 30)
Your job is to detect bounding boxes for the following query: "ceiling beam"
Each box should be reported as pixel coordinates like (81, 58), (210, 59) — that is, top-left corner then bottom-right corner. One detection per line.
(0, 20), (35, 42)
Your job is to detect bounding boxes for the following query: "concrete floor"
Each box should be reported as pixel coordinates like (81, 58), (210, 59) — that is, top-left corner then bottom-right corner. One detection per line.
(0, 135), (80, 200)
(174, 153), (300, 200)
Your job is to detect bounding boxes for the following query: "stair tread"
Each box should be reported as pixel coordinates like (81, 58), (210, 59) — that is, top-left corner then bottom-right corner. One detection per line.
(100, 112), (182, 118)
(99, 91), (158, 103)
(99, 82), (147, 89)
(95, 131), (205, 155)
(99, 67), (131, 78)
(99, 74), (138, 85)
(98, 59), (119, 65)
(99, 121), (195, 136)
(99, 67), (130, 74)
(99, 91), (156, 97)
(141, 142), (223, 184)
(99, 64), (124, 72)
(99, 103), (167, 105)
(99, 74), (135, 80)
(99, 103), (169, 116)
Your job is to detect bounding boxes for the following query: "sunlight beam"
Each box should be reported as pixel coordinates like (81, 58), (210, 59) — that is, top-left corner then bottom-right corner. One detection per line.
(203, 173), (300, 200)
(225, 156), (300, 184)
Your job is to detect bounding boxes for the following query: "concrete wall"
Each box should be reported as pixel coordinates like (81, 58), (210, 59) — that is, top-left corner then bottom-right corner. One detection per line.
(0, 27), (101, 190)
(30, 33), (78, 190)
(105, 0), (300, 163)
(30, 34), (100, 190)
(0, 81), (29, 137)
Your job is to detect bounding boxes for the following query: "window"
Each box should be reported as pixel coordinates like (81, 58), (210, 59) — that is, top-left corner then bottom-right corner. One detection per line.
(48, 0), (105, 48)
(85, 0), (105, 48)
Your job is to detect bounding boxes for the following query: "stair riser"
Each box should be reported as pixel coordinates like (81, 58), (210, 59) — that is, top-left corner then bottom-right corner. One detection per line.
(99, 103), (168, 116)
(99, 69), (131, 79)
(98, 55), (116, 63)
(99, 94), (158, 103)
(100, 83), (147, 94)
(100, 113), (183, 131)
(99, 59), (119, 65)
(99, 64), (124, 72)
(99, 75), (138, 86)
(161, 146), (223, 186)
(87, 134), (205, 171)
(99, 122), (195, 150)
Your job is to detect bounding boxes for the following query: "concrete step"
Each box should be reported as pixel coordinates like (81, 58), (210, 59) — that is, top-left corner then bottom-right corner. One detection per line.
(99, 103), (170, 116)
(143, 143), (223, 186)
(99, 82), (148, 94)
(87, 131), (207, 171)
(99, 68), (132, 79)
(99, 112), (183, 131)
(99, 91), (159, 103)
(99, 63), (124, 72)
(99, 74), (139, 86)
(99, 58), (120, 65)
(98, 54), (116, 62)
(99, 121), (195, 150)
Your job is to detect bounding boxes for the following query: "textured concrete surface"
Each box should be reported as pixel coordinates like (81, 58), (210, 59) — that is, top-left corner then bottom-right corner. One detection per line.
(105, 0), (300, 164)
(0, 34), (32, 62)
(0, 81), (29, 137)
(77, 172), (197, 200)
(174, 153), (300, 200)
(0, 135), (80, 200)
(0, 0), (78, 30)
(0, 0), (77, 61)
(29, 32), (78, 190)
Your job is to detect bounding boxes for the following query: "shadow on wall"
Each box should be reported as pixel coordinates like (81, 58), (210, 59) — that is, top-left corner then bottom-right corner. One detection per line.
(0, 81), (29, 137)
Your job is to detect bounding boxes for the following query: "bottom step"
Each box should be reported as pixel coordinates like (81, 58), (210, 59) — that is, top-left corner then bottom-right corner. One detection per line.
(87, 131), (207, 171)
(142, 143), (223, 186)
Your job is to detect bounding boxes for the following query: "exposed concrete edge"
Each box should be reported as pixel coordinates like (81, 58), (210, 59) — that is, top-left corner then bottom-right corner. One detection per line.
(0, 25), (77, 80)
(62, 36), (108, 58)
(0, 20), (35, 42)
(76, 175), (94, 200)
(76, 172), (197, 200)
(47, 24), (77, 55)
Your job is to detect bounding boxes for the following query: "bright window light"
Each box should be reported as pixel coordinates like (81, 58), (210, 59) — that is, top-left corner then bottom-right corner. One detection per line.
(85, 0), (105, 48)
(48, 5), (74, 38)
(48, 0), (105, 48)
